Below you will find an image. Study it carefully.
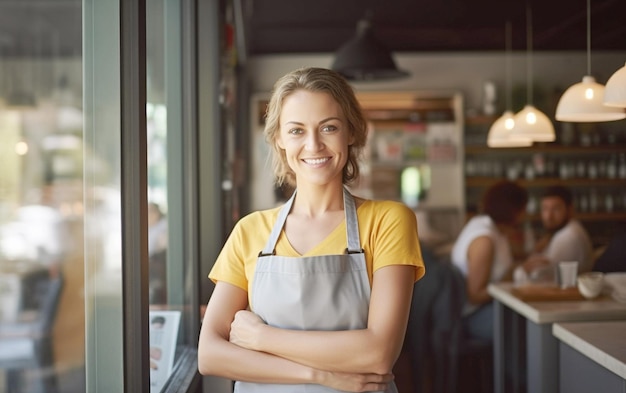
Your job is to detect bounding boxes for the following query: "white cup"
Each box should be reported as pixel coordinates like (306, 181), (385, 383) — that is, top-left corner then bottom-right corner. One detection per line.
(577, 272), (604, 299)
(558, 261), (579, 289)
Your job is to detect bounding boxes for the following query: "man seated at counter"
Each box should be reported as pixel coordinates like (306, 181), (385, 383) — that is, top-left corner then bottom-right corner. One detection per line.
(516, 185), (593, 283)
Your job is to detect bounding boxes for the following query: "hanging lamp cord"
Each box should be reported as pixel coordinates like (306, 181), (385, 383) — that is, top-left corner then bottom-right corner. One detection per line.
(586, 0), (591, 75)
(525, 2), (533, 105)
(505, 21), (512, 111)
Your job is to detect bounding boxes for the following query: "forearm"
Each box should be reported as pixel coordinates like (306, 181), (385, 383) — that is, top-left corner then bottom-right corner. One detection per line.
(501, 262), (521, 282)
(199, 331), (317, 384)
(254, 322), (403, 375)
(467, 286), (492, 305)
(199, 331), (393, 392)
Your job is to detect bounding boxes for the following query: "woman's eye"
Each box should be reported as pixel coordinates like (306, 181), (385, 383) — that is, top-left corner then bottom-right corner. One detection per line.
(321, 125), (337, 133)
(288, 128), (304, 135)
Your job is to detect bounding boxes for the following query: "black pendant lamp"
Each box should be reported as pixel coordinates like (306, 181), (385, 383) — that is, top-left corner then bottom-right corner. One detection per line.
(331, 18), (409, 81)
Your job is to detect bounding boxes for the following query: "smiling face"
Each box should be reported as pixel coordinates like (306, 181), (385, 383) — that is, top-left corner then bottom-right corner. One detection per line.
(276, 90), (354, 188)
(263, 68), (368, 188)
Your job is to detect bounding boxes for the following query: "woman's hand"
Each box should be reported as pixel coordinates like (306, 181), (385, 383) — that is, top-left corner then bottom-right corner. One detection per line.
(229, 310), (266, 351)
(522, 254), (550, 273)
(316, 370), (394, 392)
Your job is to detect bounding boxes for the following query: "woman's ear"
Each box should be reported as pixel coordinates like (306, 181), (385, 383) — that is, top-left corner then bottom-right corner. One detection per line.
(348, 130), (356, 146)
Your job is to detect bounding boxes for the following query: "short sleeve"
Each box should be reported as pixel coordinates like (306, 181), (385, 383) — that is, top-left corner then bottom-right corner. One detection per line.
(367, 201), (425, 282)
(208, 221), (249, 292)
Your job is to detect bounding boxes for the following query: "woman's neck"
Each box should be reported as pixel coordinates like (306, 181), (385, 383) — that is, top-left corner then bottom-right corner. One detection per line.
(291, 183), (345, 218)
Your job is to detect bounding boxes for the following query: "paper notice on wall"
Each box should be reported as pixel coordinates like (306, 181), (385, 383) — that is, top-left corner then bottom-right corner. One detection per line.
(149, 310), (181, 393)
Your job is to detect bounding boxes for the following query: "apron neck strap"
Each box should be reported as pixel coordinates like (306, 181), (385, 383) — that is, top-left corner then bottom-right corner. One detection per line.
(343, 187), (362, 254)
(259, 187), (362, 256)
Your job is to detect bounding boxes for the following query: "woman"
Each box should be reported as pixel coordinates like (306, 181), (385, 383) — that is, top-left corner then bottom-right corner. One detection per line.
(451, 180), (535, 340)
(198, 67), (424, 392)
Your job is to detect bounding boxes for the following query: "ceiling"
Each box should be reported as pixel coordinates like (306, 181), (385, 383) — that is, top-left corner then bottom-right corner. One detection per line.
(244, 0), (626, 55)
(1, 0), (625, 59)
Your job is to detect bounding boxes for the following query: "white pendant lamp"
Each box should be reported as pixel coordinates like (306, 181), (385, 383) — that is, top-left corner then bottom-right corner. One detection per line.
(512, 4), (555, 143)
(488, 110), (532, 147)
(487, 22), (532, 148)
(514, 105), (556, 142)
(557, 76), (625, 121)
(604, 62), (626, 108)
(555, 0), (626, 121)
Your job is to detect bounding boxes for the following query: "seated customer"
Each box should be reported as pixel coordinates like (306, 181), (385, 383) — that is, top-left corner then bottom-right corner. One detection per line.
(452, 181), (538, 341)
(518, 186), (593, 282)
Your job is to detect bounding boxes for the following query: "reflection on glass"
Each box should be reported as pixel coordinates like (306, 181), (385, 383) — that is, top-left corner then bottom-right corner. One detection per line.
(0, 1), (85, 392)
(148, 200), (168, 303)
(146, 0), (187, 391)
(147, 103), (169, 305)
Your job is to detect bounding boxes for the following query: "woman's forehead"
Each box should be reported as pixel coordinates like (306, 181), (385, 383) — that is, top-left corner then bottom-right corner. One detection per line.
(281, 91), (342, 117)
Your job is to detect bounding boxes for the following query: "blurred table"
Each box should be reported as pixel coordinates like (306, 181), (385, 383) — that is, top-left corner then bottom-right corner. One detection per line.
(0, 261), (49, 322)
(553, 321), (626, 393)
(488, 282), (626, 393)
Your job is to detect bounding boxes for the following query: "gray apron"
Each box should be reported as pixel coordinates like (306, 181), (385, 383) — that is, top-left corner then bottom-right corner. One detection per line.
(234, 188), (397, 393)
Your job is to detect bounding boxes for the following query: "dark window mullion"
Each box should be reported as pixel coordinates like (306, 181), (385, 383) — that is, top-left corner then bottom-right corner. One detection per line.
(120, 0), (149, 392)
(181, 0), (201, 341)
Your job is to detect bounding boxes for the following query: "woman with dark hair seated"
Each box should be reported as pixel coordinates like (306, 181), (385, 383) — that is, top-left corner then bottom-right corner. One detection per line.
(451, 180), (542, 340)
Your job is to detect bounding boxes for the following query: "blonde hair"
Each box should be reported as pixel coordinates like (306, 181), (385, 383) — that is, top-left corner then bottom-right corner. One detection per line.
(263, 67), (368, 188)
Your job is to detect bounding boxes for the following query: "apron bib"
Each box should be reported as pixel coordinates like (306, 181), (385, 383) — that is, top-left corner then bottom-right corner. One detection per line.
(234, 188), (397, 393)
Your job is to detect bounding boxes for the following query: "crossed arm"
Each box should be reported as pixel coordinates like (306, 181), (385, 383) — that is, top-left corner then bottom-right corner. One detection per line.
(197, 264), (415, 391)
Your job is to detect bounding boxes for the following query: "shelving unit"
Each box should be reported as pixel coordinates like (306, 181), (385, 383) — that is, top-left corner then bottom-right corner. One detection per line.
(353, 91), (466, 244)
(464, 115), (626, 247)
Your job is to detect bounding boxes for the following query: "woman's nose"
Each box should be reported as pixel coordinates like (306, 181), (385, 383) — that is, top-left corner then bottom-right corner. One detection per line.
(304, 131), (323, 151)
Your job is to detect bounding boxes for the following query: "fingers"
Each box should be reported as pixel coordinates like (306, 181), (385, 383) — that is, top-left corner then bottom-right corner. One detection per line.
(359, 373), (394, 391)
(322, 371), (394, 392)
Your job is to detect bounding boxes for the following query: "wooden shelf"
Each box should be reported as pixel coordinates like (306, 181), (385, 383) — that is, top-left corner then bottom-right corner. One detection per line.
(373, 160), (458, 169)
(464, 115), (498, 125)
(465, 144), (626, 155)
(526, 212), (626, 222)
(465, 177), (626, 188)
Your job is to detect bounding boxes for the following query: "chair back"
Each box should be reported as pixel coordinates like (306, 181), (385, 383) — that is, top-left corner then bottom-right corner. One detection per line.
(405, 247), (467, 393)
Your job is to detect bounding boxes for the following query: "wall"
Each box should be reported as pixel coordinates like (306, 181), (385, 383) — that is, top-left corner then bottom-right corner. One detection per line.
(249, 51), (626, 111)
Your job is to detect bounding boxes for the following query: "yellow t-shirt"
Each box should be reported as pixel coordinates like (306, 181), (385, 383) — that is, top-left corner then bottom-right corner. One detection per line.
(209, 199), (425, 302)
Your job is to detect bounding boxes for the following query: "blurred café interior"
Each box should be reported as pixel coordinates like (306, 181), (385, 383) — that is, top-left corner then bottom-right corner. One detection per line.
(0, 0), (625, 392)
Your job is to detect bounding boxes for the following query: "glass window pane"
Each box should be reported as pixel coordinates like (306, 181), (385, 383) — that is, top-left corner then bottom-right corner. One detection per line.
(146, 1), (191, 391)
(0, 1), (86, 392)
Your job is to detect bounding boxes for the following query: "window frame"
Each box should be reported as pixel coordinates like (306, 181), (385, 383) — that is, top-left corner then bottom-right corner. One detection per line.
(119, 0), (202, 391)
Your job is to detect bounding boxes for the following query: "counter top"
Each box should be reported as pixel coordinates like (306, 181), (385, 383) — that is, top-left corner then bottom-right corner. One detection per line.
(488, 282), (626, 324)
(553, 321), (626, 379)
